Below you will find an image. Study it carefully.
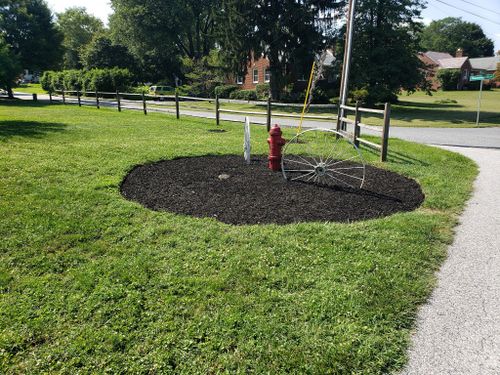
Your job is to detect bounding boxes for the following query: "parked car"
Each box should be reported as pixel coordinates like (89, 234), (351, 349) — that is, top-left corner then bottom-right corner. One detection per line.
(149, 85), (174, 100)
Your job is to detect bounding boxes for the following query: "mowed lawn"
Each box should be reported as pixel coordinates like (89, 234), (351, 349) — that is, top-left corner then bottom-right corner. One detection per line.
(0, 101), (477, 373)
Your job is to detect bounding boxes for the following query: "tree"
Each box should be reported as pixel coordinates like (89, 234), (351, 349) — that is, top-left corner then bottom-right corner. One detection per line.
(80, 34), (138, 72)
(421, 17), (494, 58)
(0, 0), (63, 72)
(56, 7), (104, 69)
(342, 0), (428, 104)
(217, 0), (342, 100)
(109, 0), (220, 82)
(0, 37), (21, 98)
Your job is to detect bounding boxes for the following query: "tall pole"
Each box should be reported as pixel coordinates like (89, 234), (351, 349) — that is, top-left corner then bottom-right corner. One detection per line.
(475, 79), (483, 127)
(339, 0), (356, 126)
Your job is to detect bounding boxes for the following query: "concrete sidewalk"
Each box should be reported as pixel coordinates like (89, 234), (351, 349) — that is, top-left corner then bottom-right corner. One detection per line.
(403, 146), (500, 375)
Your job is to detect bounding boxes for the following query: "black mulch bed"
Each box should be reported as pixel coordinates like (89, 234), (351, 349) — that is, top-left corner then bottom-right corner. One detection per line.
(120, 155), (424, 225)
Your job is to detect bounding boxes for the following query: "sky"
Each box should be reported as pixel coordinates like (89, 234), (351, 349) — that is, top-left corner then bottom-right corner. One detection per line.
(45, 0), (500, 52)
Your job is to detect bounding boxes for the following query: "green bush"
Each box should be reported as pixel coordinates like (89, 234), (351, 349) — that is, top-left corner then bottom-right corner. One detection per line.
(351, 88), (369, 104)
(63, 70), (82, 91)
(49, 71), (64, 92)
(255, 83), (270, 100)
(214, 84), (239, 98)
(437, 69), (461, 91)
(40, 71), (54, 92)
(229, 89), (258, 101)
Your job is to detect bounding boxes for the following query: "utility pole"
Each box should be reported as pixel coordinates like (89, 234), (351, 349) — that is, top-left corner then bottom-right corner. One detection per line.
(338, 0), (356, 128)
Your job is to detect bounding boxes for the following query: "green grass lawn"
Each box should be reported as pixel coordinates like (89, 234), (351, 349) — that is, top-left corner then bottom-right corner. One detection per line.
(0, 102), (477, 373)
(13, 83), (47, 95)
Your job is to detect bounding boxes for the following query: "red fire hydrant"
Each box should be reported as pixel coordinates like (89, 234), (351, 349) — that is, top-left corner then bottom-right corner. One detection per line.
(267, 124), (286, 171)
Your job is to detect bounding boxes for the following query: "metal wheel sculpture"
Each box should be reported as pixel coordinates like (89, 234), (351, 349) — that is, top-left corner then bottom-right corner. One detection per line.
(281, 128), (366, 189)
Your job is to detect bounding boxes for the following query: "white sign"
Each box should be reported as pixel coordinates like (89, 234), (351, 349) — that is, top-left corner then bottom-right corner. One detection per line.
(244, 117), (251, 164)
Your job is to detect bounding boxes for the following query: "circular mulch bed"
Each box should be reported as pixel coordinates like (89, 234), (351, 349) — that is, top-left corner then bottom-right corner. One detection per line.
(120, 155), (424, 225)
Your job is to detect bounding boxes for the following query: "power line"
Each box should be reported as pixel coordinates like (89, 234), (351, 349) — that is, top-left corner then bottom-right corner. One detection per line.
(456, 0), (500, 17)
(432, 0), (500, 27)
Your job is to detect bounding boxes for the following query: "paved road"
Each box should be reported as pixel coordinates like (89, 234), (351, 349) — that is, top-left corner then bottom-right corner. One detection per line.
(403, 146), (500, 375)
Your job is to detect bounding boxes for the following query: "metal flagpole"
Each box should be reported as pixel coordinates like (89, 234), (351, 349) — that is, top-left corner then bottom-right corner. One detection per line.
(339, 0), (356, 128)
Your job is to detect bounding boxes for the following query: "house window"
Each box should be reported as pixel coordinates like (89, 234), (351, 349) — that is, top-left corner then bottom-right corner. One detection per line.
(264, 69), (271, 83)
(236, 75), (243, 85)
(253, 69), (259, 83)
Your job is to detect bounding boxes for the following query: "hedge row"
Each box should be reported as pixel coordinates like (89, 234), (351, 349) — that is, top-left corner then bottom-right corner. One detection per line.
(41, 68), (133, 93)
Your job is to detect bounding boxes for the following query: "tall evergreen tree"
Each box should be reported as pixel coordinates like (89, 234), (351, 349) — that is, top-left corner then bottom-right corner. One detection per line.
(217, 0), (343, 100)
(346, 0), (428, 103)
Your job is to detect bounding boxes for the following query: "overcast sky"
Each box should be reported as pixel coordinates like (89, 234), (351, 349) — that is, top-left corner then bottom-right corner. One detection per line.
(45, 0), (500, 52)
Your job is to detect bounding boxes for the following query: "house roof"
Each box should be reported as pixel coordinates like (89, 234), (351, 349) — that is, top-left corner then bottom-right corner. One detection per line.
(469, 56), (500, 72)
(424, 51), (454, 64)
(437, 57), (469, 69)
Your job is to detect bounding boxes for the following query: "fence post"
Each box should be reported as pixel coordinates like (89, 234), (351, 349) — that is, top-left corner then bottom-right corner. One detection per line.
(175, 90), (180, 119)
(266, 97), (272, 132)
(142, 93), (147, 115)
(335, 106), (342, 138)
(354, 101), (361, 147)
(116, 90), (121, 112)
(62, 89), (66, 104)
(49, 91), (52, 104)
(215, 94), (220, 126)
(381, 102), (391, 162)
(32, 93), (37, 101)
(77, 90), (81, 107)
(95, 90), (100, 109)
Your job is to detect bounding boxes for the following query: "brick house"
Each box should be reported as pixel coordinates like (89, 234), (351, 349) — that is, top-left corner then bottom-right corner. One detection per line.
(234, 50), (336, 90)
(418, 50), (472, 90)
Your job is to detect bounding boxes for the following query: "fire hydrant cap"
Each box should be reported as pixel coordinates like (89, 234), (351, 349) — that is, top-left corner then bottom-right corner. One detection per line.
(269, 124), (282, 136)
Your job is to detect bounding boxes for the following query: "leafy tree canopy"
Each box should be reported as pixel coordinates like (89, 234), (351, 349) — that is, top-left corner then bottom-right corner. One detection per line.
(0, 0), (63, 71)
(0, 36), (21, 97)
(109, 0), (220, 83)
(80, 34), (138, 73)
(56, 7), (104, 69)
(421, 17), (494, 58)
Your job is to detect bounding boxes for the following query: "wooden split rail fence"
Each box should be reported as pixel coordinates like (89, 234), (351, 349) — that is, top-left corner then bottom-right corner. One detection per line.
(337, 102), (391, 162)
(33, 90), (391, 161)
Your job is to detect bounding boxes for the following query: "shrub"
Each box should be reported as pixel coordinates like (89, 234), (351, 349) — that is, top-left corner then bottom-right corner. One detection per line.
(437, 69), (461, 91)
(351, 88), (369, 104)
(40, 71), (54, 92)
(214, 84), (239, 98)
(63, 70), (82, 91)
(255, 83), (270, 100)
(49, 71), (64, 92)
(229, 89), (258, 101)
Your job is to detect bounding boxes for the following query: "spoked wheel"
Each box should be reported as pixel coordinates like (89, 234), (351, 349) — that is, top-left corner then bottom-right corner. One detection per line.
(281, 128), (366, 189)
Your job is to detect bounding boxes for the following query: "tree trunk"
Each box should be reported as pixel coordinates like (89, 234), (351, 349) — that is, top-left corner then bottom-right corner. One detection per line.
(7, 85), (14, 99)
